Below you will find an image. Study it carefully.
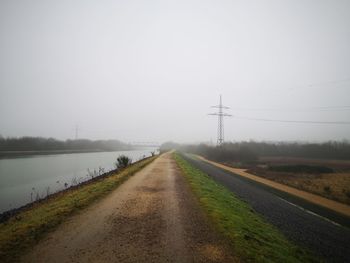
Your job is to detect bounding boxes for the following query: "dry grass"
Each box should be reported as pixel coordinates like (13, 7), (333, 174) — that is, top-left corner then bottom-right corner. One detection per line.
(259, 156), (350, 170)
(248, 157), (350, 205)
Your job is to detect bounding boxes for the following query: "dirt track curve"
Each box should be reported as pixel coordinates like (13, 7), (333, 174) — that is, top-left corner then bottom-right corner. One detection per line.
(22, 153), (236, 263)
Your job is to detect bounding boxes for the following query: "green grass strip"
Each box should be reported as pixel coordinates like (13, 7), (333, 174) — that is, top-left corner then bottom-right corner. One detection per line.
(0, 156), (157, 262)
(174, 153), (318, 263)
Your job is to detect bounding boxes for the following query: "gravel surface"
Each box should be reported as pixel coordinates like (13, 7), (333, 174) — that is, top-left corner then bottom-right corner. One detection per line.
(22, 153), (237, 263)
(183, 154), (350, 263)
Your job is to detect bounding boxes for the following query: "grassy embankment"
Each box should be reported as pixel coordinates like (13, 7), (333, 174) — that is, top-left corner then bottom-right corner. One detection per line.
(0, 156), (157, 262)
(174, 153), (317, 263)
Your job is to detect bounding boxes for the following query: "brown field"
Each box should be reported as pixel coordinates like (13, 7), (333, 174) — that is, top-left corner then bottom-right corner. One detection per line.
(259, 156), (350, 170)
(247, 156), (350, 205)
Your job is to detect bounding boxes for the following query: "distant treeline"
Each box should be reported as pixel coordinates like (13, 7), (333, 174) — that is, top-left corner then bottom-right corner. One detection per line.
(0, 136), (133, 152)
(161, 142), (257, 163)
(160, 141), (350, 162)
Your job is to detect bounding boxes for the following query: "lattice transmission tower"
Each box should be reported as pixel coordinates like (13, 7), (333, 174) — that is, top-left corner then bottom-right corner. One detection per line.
(208, 95), (232, 145)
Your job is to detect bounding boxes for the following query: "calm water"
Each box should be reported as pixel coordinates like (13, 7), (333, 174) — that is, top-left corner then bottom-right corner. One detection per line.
(0, 149), (157, 213)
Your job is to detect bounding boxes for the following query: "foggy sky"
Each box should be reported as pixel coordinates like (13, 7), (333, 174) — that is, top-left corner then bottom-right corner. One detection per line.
(1, 0), (350, 143)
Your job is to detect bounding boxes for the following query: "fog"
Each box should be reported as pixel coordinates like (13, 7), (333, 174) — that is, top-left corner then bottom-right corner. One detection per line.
(1, 0), (350, 143)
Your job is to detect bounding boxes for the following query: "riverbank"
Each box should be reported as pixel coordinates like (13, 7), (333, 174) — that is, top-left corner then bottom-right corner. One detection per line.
(0, 159), (127, 223)
(0, 149), (158, 214)
(0, 155), (157, 262)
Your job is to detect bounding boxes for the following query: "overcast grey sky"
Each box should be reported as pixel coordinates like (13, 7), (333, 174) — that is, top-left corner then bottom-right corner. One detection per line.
(1, 0), (350, 143)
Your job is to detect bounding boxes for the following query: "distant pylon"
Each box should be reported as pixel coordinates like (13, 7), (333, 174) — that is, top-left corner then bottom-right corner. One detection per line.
(75, 124), (79, 140)
(208, 95), (232, 145)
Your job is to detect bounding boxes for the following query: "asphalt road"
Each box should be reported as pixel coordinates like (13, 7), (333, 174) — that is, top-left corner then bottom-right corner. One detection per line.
(182, 154), (350, 263)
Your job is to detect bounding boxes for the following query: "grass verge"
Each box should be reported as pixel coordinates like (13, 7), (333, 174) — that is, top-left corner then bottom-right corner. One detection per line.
(0, 156), (157, 262)
(174, 153), (318, 263)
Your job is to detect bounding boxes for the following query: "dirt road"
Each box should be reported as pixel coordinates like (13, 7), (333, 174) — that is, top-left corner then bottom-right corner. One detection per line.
(22, 153), (236, 263)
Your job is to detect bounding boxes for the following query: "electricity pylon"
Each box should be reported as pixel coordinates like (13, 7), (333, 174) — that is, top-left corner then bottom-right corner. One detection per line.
(75, 125), (79, 140)
(208, 95), (232, 145)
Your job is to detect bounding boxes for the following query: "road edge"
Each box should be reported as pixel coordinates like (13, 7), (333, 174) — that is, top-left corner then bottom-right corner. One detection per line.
(195, 154), (350, 228)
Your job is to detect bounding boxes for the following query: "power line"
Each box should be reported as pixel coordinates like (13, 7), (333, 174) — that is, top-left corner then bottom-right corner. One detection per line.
(234, 116), (350, 125)
(288, 77), (350, 93)
(230, 106), (350, 112)
(306, 78), (350, 87)
(250, 77), (350, 97)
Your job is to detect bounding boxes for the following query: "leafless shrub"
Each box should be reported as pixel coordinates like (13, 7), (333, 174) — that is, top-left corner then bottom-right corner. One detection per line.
(115, 155), (132, 169)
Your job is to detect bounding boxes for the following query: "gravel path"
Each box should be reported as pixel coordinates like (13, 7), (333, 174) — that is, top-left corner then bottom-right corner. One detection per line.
(183, 154), (350, 262)
(22, 153), (237, 263)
